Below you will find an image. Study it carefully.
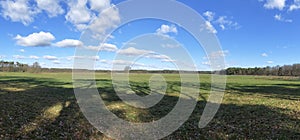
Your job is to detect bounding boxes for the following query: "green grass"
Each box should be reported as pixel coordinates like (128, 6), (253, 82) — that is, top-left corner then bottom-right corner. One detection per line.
(0, 72), (299, 139)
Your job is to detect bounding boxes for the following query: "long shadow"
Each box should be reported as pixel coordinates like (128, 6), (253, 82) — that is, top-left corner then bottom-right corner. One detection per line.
(97, 80), (300, 139)
(1, 76), (299, 139)
(0, 76), (106, 139)
(227, 83), (300, 100)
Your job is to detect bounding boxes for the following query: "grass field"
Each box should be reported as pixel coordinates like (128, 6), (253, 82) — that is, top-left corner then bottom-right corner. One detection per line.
(0, 72), (299, 139)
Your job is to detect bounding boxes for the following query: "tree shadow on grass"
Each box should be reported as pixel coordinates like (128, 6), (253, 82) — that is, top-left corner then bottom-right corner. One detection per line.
(0, 76), (299, 139)
(227, 83), (300, 100)
(98, 81), (300, 139)
(0, 76), (106, 139)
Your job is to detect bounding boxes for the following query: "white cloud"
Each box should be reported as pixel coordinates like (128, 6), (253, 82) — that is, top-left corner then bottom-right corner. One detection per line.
(85, 43), (118, 52)
(19, 49), (25, 53)
(89, 0), (111, 12)
(53, 60), (61, 64)
(161, 44), (181, 48)
(55, 39), (83, 48)
(65, 0), (93, 31)
(289, 0), (300, 11)
(203, 11), (215, 21)
(267, 61), (274, 64)
(43, 55), (58, 60)
(274, 14), (292, 22)
(88, 6), (121, 38)
(13, 55), (26, 59)
(202, 11), (239, 32)
(261, 53), (268, 57)
(208, 50), (229, 59)
(123, 42), (137, 46)
(29, 55), (39, 60)
(0, 0), (40, 25)
(215, 16), (240, 30)
(145, 54), (170, 60)
(220, 25), (225, 30)
(117, 47), (174, 62)
(99, 59), (145, 67)
(200, 21), (217, 34)
(99, 59), (108, 63)
(0, 55), (6, 59)
(117, 47), (154, 56)
(289, 4), (300, 11)
(112, 60), (145, 66)
(64, 0), (120, 38)
(12, 55), (40, 60)
(91, 56), (100, 61)
(202, 61), (211, 66)
(263, 0), (286, 10)
(156, 24), (178, 35)
(15, 31), (55, 47)
(274, 14), (281, 20)
(35, 0), (64, 17)
(67, 56), (100, 61)
(161, 59), (176, 63)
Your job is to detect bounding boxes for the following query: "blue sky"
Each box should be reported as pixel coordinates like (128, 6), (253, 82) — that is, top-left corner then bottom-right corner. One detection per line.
(0, 0), (299, 70)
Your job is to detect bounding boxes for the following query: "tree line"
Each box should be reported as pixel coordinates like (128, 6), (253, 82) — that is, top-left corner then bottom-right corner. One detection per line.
(224, 64), (300, 76)
(0, 61), (76, 73)
(1, 60), (300, 76)
(0, 61), (42, 73)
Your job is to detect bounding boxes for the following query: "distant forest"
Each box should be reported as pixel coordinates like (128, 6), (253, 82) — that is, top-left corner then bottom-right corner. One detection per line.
(1, 60), (300, 76)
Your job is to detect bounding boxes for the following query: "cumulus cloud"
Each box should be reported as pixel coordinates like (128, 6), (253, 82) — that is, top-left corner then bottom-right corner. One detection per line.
(88, 6), (121, 38)
(89, 0), (111, 12)
(274, 14), (292, 22)
(117, 47), (175, 63)
(43, 55), (58, 60)
(289, 4), (300, 11)
(0, 0), (120, 28)
(215, 16), (240, 30)
(53, 60), (61, 64)
(274, 14), (282, 20)
(86, 43), (118, 52)
(116, 47), (175, 63)
(12, 55), (39, 60)
(263, 0), (286, 10)
(65, 0), (120, 33)
(65, 0), (93, 31)
(267, 61), (274, 64)
(13, 55), (26, 59)
(202, 11), (240, 33)
(19, 49), (25, 53)
(145, 54), (176, 63)
(55, 39), (83, 48)
(111, 60), (145, 66)
(289, 0), (300, 11)
(15, 31), (55, 47)
(208, 50), (229, 60)
(156, 24), (178, 35)
(161, 43), (181, 48)
(200, 21), (217, 34)
(0, 0), (40, 25)
(203, 11), (215, 21)
(67, 56), (100, 61)
(117, 47), (154, 56)
(35, 0), (64, 17)
(161, 58), (176, 63)
(261, 53), (268, 57)
(0, 55), (6, 59)
(29, 55), (39, 60)
(202, 61), (211, 66)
